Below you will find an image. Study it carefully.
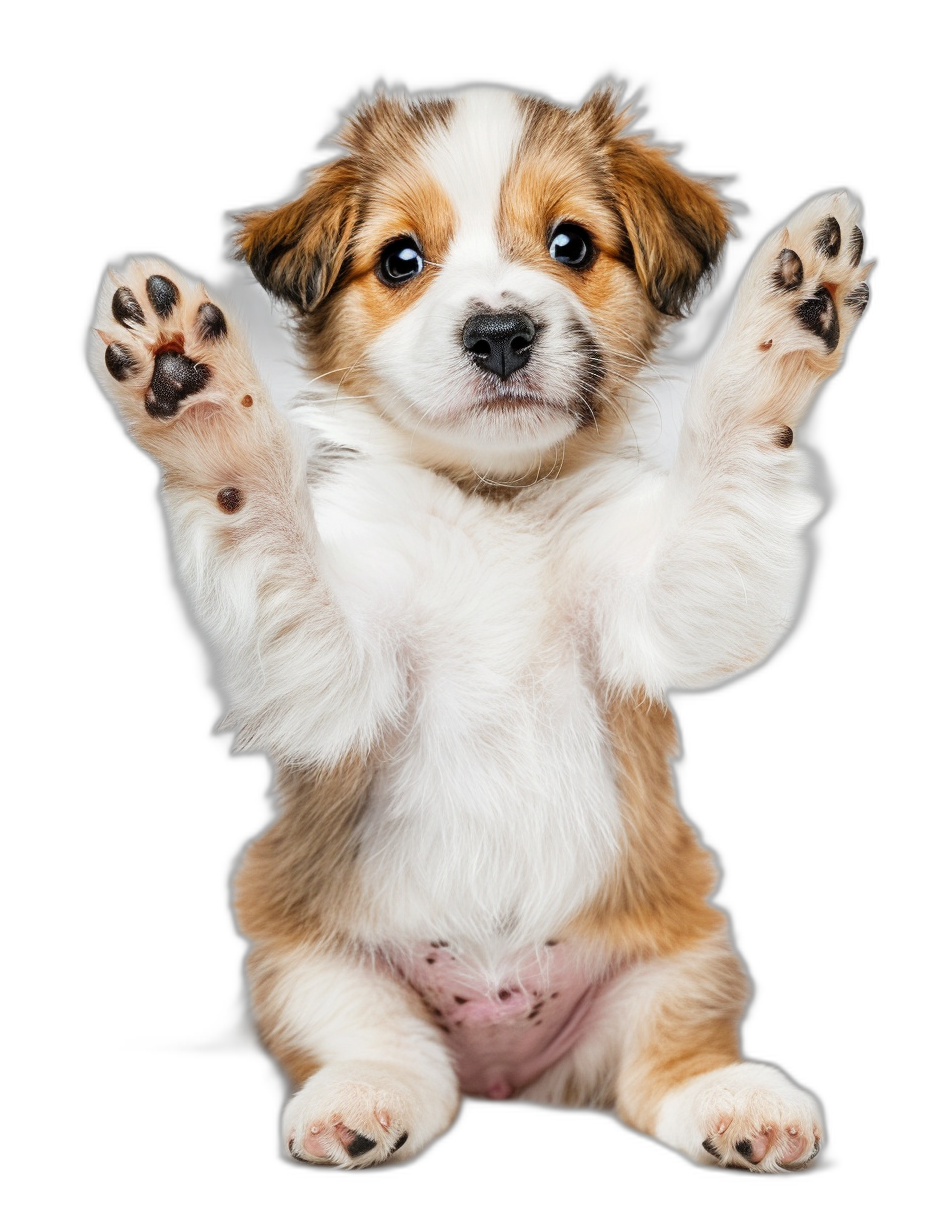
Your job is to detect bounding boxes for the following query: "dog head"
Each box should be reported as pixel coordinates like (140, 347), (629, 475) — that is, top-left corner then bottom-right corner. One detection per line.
(236, 85), (729, 471)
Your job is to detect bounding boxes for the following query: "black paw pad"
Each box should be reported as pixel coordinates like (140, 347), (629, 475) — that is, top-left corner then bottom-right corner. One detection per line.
(702, 1138), (722, 1159)
(813, 216), (841, 259)
(845, 282), (870, 316)
(144, 350), (211, 418)
(848, 225), (864, 267)
(734, 1138), (754, 1161)
(146, 275), (179, 318)
(105, 342), (139, 381)
(390, 1130), (409, 1154)
(773, 248), (803, 291)
(112, 286), (145, 327)
(796, 286), (840, 352)
(346, 1132), (377, 1159)
(197, 302), (227, 342)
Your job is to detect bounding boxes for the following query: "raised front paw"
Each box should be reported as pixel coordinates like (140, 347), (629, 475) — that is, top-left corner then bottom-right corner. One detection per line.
(740, 192), (871, 371)
(93, 260), (269, 475)
(655, 1061), (823, 1173)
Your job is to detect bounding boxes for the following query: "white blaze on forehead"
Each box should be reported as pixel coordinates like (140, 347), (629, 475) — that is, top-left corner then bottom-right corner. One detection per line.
(419, 89), (525, 264)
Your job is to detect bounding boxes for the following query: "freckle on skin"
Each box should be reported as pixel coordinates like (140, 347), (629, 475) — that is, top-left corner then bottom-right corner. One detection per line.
(217, 486), (243, 513)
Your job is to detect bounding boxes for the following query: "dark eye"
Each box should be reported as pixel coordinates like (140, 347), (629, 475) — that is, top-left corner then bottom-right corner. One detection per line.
(379, 237), (425, 285)
(548, 223), (595, 270)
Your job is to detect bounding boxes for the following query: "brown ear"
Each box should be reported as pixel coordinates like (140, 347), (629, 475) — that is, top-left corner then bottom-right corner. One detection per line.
(607, 136), (731, 317)
(234, 158), (360, 312)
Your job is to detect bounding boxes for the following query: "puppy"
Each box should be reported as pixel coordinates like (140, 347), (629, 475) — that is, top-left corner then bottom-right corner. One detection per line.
(93, 83), (870, 1170)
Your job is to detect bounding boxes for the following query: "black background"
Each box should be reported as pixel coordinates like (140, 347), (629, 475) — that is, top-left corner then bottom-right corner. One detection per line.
(76, 33), (887, 1217)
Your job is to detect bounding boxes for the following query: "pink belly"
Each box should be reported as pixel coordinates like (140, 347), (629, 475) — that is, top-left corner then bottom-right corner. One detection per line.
(389, 940), (614, 1099)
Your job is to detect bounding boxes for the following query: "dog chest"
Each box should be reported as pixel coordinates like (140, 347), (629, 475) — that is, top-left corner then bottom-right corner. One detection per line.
(313, 460), (623, 945)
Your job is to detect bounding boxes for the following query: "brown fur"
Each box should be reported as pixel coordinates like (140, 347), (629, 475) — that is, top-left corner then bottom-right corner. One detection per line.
(565, 695), (725, 961)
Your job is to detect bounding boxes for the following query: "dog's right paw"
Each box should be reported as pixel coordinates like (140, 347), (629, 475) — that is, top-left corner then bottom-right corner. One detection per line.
(93, 260), (268, 473)
(284, 1062), (451, 1169)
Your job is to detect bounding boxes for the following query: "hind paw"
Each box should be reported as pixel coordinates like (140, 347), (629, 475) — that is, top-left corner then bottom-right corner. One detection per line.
(656, 1062), (824, 1173)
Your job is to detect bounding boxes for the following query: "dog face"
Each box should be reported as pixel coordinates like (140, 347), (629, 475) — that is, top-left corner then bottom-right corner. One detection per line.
(237, 86), (729, 467)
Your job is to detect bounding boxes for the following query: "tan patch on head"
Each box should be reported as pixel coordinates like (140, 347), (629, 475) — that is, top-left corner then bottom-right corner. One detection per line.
(235, 91), (457, 383)
(503, 93), (657, 360)
(310, 169), (457, 391)
(504, 92), (631, 267)
(235, 91), (453, 285)
(513, 86), (730, 322)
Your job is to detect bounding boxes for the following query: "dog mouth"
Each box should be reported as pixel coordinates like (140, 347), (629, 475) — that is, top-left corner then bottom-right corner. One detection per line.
(437, 393), (596, 447)
(466, 383), (579, 418)
(461, 319), (604, 422)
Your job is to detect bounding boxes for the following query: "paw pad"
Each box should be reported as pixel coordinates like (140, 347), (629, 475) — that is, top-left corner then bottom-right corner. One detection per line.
(796, 286), (840, 352)
(105, 342), (139, 381)
(845, 282), (870, 315)
(813, 215), (841, 258)
(112, 286), (145, 327)
(145, 349), (211, 419)
(772, 248), (804, 291)
(146, 274), (179, 318)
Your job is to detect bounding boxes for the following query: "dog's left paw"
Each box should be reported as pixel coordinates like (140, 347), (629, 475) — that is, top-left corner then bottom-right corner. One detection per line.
(736, 191), (871, 376)
(655, 1061), (823, 1172)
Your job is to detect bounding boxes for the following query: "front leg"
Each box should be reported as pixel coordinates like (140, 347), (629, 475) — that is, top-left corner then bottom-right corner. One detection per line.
(93, 261), (402, 764)
(596, 194), (871, 695)
(249, 944), (460, 1168)
(690, 191), (871, 434)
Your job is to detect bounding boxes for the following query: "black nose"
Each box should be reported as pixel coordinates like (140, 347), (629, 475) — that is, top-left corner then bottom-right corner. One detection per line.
(462, 312), (536, 379)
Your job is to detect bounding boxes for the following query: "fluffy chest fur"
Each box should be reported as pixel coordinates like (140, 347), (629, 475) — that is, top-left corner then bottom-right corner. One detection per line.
(310, 426), (624, 954)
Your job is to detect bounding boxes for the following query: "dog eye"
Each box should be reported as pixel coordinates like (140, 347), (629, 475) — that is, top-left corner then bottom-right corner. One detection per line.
(549, 223), (595, 270)
(379, 237), (425, 285)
